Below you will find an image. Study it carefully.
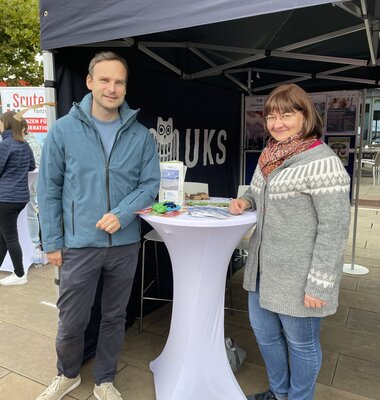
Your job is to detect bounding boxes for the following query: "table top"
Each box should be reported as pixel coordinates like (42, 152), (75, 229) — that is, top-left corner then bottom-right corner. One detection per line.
(141, 210), (257, 228)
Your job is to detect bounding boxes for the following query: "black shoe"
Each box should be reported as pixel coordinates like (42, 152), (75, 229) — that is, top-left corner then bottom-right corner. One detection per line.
(247, 389), (278, 400)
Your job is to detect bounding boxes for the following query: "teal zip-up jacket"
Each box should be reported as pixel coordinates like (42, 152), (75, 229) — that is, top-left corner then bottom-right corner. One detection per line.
(37, 93), (160, 253)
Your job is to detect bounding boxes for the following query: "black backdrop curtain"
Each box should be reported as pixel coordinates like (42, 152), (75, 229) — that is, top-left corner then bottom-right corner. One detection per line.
(54, 47), (241, 197)
(53, 47), (242, 359)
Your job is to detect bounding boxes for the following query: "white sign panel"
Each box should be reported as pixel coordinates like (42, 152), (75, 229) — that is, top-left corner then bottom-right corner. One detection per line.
(0, 87), (48, 146)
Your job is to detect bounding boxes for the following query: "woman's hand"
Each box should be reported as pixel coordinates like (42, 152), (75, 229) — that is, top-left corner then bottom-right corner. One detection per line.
(229, 198), (251, 215)
(304, 294), (327, 308)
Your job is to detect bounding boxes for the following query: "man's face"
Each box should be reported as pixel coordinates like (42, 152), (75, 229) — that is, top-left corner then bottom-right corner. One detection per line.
(86, 60), (127, 119)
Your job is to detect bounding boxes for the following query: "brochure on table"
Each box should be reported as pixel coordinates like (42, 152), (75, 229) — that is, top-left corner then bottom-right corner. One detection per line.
(159, 161), (187, 205)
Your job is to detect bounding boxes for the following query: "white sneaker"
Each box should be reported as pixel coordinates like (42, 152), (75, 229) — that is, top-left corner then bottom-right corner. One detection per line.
(36, 375), (81, 400)
(94, 382), (123, 400)
(0, 273), (28, 286)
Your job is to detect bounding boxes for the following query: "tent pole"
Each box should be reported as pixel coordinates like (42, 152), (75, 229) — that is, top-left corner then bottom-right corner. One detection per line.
(42, 50), (59, 292)
(343, 89), (369, 275)
(240, 93), (245, 187)
(42, 50), (57, 129)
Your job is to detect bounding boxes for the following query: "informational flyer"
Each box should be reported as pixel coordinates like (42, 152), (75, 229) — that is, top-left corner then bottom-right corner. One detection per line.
(326, 93), (358, 134)
(159, 161), (187, 205)
(328, 136), (350, 166)
(244, 96), (266, 150)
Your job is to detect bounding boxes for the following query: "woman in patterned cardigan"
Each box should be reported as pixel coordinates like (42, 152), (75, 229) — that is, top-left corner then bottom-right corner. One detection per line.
(230, 84), (351, 400)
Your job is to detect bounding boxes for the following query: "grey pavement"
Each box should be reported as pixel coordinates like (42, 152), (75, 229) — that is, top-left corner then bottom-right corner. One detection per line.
(0, 176), (379, 399)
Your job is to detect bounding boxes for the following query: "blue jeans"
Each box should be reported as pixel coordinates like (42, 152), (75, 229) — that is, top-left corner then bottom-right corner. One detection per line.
(248, 280), (322, 400)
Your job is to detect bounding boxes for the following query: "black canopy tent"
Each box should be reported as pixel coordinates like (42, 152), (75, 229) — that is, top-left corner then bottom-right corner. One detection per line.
(38, 0), (380, 357)
(39, 0), (380, 195)
(40, 0), (379, 96)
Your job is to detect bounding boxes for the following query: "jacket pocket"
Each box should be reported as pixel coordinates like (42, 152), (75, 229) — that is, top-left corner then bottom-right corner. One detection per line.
(71, 201), (75, 235)
(129, 191), (143, 204)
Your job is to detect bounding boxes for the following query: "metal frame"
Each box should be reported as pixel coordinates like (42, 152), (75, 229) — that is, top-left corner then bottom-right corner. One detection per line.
(139, 232), (172, 333)
(112, 3), (379, 95)
(50, 3), (379, 98)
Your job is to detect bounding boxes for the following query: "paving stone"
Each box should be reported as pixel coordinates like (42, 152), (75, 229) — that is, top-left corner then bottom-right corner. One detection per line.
(324, 305), (349, 327)
(333, 354), (380, 400)
(0, 372), (57, 400)
(120, 327), (167, 372)
(0, 321), (57, 384)
(0, 366), (9, 379)
(357, 278), (380, 296)
(315, 382), (373, 399)
(340, 275), (358, 290)
(320, 323), (380, 364)
(347, 308), (380, 334)
(318, 350), (339, 386)
(235, 361), (269, 397)
(339, 288), (380, 314)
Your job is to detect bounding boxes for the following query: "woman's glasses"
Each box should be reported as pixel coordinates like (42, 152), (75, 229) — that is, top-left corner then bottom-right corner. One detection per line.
(265, 111), (299, 124)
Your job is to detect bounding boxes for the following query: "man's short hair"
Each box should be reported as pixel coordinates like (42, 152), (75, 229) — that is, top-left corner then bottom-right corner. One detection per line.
(88, 51), (129, 80)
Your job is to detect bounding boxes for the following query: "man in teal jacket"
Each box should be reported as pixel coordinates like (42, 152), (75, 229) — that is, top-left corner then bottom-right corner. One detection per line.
(36, 51), (160, 400)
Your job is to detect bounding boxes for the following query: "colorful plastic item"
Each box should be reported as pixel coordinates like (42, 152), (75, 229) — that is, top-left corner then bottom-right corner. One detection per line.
(152, 201), (181, 214)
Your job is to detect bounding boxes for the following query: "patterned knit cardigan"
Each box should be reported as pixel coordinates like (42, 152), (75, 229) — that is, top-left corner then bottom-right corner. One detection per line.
(241, 143), (351, 317)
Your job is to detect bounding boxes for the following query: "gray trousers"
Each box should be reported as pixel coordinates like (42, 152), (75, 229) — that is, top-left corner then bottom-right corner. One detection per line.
(56, 243), (140, 384)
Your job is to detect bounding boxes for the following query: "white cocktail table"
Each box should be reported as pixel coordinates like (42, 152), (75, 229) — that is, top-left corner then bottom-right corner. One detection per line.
(141, 210), (256, 400)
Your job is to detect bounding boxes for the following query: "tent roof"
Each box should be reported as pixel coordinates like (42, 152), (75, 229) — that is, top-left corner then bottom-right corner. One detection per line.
(39, 0), (337, 50)
(39, 0), (380, 93)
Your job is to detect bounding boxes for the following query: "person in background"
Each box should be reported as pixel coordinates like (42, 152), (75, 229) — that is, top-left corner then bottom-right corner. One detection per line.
(21, 118), (43, 264)
(229, 84), (351, 400)
(36, 51), (160, 400)
(0, 111), (35, 286)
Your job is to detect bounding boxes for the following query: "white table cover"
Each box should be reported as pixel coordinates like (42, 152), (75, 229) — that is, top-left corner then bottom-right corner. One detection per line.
(0, 170), (38, 274)
(141, 210), (257, 400)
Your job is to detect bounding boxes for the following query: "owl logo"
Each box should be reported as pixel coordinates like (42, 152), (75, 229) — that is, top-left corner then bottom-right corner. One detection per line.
(149, 117), (179, 161)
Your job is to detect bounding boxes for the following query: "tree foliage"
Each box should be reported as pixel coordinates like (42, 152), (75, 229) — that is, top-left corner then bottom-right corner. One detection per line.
(0, 0), (43, 86)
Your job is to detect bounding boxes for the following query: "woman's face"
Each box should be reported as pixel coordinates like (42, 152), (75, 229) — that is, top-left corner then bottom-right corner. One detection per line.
(0, 120), (4, 133)
(265, 110), (304, 142)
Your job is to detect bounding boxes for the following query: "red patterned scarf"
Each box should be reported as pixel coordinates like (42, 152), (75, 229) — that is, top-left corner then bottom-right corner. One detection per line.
(259, 132), (318, 179)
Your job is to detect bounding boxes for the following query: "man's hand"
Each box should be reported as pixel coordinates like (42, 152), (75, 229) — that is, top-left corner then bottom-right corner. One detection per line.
(96, 213), (121, 234)
(229, 198), (251, 215)
(304, 294), (327, 308)
(47, 250), (63, 267)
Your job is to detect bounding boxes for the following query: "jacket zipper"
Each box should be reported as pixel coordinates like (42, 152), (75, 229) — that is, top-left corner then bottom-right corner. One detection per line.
(84, 113), (137, 247)
(105, 124), (123, 247)
(105, 163), (112, 246)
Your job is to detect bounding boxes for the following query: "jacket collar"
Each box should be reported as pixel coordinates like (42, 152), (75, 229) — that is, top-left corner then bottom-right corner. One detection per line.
(70, 93), (139, 127)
